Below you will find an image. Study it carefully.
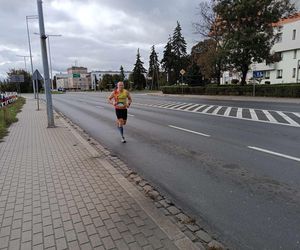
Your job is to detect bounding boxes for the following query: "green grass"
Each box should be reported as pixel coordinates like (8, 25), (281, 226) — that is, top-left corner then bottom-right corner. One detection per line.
(0, 97), (26, 141)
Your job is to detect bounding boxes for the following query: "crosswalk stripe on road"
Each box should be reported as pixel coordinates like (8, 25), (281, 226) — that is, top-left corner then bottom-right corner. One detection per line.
(134, 101), (300, 127)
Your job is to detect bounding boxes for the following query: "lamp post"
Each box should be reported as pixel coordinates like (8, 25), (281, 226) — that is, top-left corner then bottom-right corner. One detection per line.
(26, 15), (38, 98)
(47, 34), (62, 89)
(37, 0), (54, 127)
(34, 33), (62, 89)
(16, 55), (30, 71)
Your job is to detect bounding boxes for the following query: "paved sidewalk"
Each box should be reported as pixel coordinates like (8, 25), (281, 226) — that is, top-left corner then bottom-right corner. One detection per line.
(0, 98), (197, 250)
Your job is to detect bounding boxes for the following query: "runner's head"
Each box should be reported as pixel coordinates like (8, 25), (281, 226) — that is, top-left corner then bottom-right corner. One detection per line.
(117, 81), (124, 91)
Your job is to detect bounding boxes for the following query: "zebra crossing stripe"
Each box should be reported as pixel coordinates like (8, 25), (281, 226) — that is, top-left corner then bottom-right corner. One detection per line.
(212, 106), (223, 115)
(169, 103), (188, 109)
(155, 102), (171, 107)
(184, 104), (199, 111)
(276, 111), (299, 126)
(249, 109), (259, 121)
(192, 105), (206, 112)
(237, 108), (243, 119)
(293, 112), (300, 118)
(224, 107), (232, 116)
(262, 110), (277, 123)
(201, 105), (214, 113)
(176, 103), (193, 110)
(164, 102), (182, 109)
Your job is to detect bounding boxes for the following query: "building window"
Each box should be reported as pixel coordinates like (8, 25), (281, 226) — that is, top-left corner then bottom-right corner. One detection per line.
(293, 68), (296, 78)
(277, 70), (283, 79)
(292, 29), (296, 40)
(294, 50), (298, 59)
(265, 71), (270, 79)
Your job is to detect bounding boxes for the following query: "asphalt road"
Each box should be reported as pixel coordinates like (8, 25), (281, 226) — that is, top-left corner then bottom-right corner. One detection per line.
(51, 92), (300, 250)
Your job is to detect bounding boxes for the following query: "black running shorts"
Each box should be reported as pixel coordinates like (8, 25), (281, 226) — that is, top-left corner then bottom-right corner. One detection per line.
(115, 109), (127, 120)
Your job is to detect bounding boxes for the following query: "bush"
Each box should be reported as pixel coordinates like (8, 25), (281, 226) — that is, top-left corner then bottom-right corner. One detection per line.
(161, 84), (300, 97)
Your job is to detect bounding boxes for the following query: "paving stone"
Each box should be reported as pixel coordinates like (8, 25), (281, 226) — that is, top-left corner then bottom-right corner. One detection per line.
(196, 230), (213, 243)
(208, 240), (225, 250)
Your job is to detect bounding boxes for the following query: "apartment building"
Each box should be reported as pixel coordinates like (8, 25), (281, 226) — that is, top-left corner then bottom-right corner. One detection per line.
(67, 66), (91, 90)
(252, 12), (300, 84)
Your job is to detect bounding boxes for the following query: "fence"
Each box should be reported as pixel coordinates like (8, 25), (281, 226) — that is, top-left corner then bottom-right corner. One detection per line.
(0, 92), (18, 108)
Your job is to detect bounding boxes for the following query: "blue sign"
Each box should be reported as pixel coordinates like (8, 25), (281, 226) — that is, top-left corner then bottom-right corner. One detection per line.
(253, 71), (264, 79)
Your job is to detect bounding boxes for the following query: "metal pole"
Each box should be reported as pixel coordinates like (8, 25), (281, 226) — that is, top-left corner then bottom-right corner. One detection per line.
(253, 81), (256, 97)
(36, 80), (40, 110)
(47, 36), (54, 89)
(26, 16), (37, 98)
(37, 0), (54, 127)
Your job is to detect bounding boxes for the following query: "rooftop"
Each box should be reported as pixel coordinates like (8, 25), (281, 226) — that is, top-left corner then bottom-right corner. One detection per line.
(274, 12), (300, 26)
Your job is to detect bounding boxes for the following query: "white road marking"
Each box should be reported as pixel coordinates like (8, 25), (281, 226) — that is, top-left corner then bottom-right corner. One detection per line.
(224, 107), (232, 116)
(168, 125), (211, 137)
(212, 106), (223, 115)
(236, 108), (243, 119)
(293, 112), (300, 118)
(276, 111), (299, 126)
(176, 103), (193, 110)
(184, 104), (199, 111)
(249, 109), (259, 121)
(262, 110), (277, 123)
(163, 102), (181, 109)
(192, 105), (206, 112)
(128, 114), (135, 117)
(201, 105), (215, 113)
(169, 103), (188, 110)
(248, 146), (300, 162)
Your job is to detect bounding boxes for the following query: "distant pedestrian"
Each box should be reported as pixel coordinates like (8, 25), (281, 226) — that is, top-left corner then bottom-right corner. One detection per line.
(108, 81), (132, 143)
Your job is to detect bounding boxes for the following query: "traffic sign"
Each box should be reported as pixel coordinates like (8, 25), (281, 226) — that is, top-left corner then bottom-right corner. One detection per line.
(180, 69), (186, 75)
(253, 71), (264, 79)
(32, 69), (43, 81)
(73, 73), (80, 78)
(9, 75), (24, 83)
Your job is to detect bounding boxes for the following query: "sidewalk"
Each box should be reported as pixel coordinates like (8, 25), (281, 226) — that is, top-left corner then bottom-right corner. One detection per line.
(0, 97), (199, 250)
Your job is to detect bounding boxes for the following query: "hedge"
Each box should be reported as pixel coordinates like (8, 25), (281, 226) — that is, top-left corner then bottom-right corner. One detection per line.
(161, 84), (300, 98)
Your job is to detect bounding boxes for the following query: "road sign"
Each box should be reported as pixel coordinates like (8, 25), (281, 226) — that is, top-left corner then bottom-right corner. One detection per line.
(253, 71), (264, 79)
(180, 69), (186, 75)
(32, 69), (43, 81)
(73, 73), (80, 78)
(9, 75), (24, 83)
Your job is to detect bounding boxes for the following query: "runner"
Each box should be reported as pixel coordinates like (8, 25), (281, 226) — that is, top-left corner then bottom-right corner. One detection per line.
(108, 81), (132, 143)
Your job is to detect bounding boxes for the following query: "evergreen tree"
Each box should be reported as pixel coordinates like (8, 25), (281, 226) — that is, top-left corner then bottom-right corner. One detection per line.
(172, 21), (187, 58)
(148, 45), (160, 90)
(161, 35), (174, 84)
(172, 21), (188, 82)
(120, 65), (125, 81)
(132, 49), (147, 90)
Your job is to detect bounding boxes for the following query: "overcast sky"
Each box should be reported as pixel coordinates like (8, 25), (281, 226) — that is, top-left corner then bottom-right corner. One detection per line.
(0, 0), (299, 79)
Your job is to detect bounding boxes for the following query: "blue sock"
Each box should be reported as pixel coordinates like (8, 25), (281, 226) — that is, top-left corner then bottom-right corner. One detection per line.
(118, 126), (124, 137)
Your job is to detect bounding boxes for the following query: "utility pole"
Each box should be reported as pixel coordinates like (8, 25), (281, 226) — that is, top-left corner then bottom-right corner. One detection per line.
(37, 0), (54, 127)
(26, 15), (38, 98)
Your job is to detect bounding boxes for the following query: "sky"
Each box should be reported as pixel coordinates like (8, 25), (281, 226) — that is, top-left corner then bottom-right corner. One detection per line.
(0, 0), (299, 80)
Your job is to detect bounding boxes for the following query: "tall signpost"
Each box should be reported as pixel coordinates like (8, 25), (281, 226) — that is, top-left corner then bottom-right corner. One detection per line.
(37, 0), (54, 127)
(253, 71), (264, 97)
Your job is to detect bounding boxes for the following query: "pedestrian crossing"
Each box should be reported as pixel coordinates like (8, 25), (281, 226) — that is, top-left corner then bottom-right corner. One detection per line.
(134, 101), (300, 128)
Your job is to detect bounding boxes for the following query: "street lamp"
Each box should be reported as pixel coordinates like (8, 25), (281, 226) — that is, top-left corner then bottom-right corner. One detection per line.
(16, 55), (31, 71)
(26, 15), (38, 98)
(34, 33), (62, 89)
(47, 34), (62, 89)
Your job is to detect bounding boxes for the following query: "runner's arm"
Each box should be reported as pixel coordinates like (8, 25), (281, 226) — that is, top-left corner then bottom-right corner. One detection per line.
(127, 92), (132, 108)
(108, 92), (115, 105)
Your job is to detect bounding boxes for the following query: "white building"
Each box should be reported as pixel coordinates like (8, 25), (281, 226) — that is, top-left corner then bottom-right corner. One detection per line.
(55, 74), (69, 89)
(221, 13), (300, 84)
(253, 13), (300, 84)
(91, 70), (132, 90)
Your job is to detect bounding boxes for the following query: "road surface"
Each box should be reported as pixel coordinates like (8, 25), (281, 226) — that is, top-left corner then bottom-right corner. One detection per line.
(51, 92), (300, 249)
